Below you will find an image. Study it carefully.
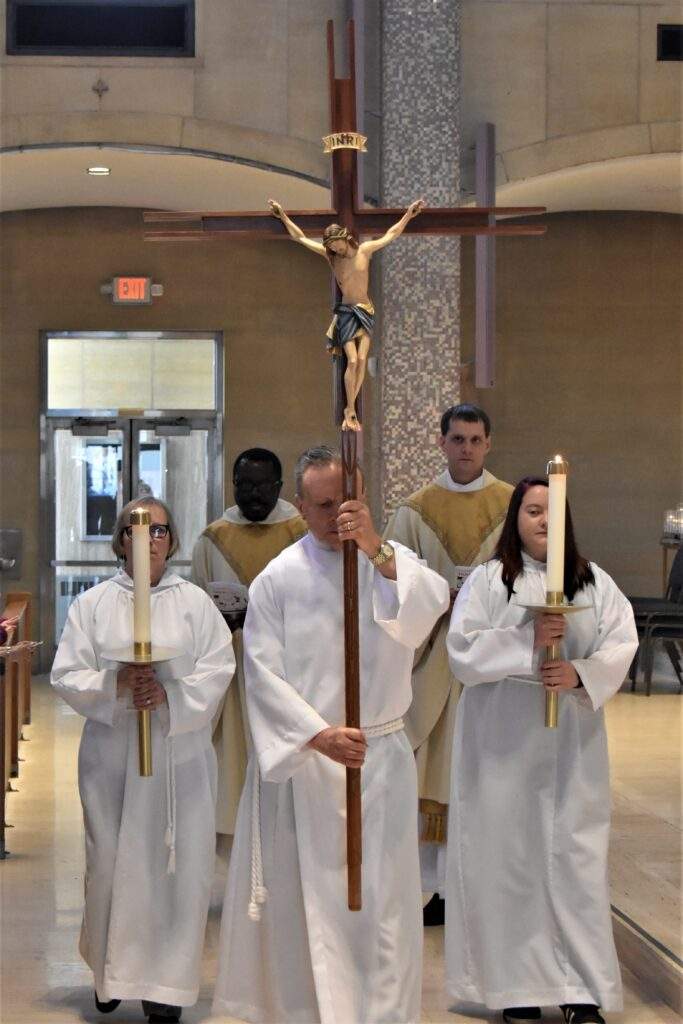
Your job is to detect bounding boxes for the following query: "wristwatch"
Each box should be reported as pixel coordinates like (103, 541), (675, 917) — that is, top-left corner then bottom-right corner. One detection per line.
(369, 541), (394, 567)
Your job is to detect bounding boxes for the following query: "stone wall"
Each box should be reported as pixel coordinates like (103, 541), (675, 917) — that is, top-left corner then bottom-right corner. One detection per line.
(0, 0), (350, 182)
(461, 0), (681, 191)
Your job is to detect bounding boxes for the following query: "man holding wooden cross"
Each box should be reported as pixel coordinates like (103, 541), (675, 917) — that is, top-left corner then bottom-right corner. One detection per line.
(213, 445), (448, 1024)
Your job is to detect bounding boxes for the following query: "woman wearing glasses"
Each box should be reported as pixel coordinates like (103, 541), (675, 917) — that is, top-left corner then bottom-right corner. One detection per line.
(52, 497), (234, 1024)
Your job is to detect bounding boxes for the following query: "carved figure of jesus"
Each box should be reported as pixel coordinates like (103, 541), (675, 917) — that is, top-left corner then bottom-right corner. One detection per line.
(268, 198), (425, 431)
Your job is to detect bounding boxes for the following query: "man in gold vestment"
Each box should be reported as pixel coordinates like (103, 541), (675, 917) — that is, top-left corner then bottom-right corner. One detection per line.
(385, 405), (512, 924)
(191, 448), (306, 836)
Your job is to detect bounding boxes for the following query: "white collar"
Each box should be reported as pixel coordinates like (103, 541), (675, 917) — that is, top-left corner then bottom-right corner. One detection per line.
(303, 532), (340, 557)
(436, 468), (493, 493)
(221, 498), (300, 527)
(113, 568), (183, 592)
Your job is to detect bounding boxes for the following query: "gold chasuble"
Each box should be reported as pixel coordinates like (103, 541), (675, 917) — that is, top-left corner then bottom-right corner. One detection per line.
(385, 471), (513, 841)
(403, 480), (512, 567)
(191, 501), (307, 834)
(204, 518), (307, 586)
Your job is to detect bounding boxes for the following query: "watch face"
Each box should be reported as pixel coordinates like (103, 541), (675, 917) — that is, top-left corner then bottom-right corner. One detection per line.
(372, 542), (392, 565)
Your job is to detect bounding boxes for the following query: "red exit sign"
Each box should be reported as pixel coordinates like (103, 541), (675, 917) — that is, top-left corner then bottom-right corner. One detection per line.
(112, 276), (151, 304)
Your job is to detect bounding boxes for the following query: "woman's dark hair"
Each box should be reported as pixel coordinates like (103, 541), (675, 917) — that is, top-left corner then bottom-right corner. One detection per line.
(494, 476), (595, 601)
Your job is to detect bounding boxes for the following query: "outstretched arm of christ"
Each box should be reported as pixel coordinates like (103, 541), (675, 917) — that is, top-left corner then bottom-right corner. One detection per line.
(359, 198), (426, 256)
(268, 200), (327, 257)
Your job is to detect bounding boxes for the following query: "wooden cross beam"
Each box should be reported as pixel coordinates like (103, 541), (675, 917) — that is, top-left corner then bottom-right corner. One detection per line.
(144, 19), (546, 914)
(144, 23), (544, 246)
(144, 22), (545, 397)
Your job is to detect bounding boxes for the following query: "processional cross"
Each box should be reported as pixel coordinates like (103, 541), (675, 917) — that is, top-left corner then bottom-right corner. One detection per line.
(145, 19), (545, 912)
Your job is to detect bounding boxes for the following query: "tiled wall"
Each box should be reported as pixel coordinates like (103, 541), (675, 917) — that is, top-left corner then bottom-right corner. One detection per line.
(376, 0), (462, 516)
(378, 0), (462, 516)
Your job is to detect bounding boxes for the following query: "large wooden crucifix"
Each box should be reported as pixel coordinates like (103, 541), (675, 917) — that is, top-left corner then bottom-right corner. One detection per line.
(145, 19), (545, 912)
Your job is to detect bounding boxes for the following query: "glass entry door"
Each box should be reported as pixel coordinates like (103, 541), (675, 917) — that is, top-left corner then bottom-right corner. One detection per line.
(132, 421), (215, 566)
(43, 415), (221, 661)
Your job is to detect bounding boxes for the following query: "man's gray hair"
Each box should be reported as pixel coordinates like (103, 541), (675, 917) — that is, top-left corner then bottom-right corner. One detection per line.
(294, 445), (341, 496)
(111, 495), (181, 560)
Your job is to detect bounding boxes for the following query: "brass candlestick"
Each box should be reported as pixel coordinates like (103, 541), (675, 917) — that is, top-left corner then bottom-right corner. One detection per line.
(523, 601), (591, 728)
(133, 642), (153, 776)
(544, 590), (566, 729)
(129, 507), (153, 774)
(104, 641), (181, 776)
(544, 456), (568, 728)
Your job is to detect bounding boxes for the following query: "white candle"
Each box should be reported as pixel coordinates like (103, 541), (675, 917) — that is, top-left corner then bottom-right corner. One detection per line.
(130, 508), (151, 646)
(546, 455), (568, 596)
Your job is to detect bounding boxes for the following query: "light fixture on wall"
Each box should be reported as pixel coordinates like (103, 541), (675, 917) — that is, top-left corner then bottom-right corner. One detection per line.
(87, 166), (111, 176)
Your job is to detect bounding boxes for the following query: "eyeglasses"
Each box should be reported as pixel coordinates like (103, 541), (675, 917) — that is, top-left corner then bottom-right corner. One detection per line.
(233, 480), (281, 496)
(124, 524), (170, 540)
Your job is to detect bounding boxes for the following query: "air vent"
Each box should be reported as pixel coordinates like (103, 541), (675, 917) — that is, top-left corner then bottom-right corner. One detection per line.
(657, 24), (682, 62)
(6, 1), (195, 57)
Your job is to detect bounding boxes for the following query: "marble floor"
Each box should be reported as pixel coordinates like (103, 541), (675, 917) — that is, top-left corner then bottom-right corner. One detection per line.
(0, 676), (679, 1024)
(606, 659), (681, 961)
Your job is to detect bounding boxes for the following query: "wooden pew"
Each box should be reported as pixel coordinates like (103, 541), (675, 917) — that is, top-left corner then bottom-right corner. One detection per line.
(1, 591), (33, 858)
(4, 592), (32, 731)
(0, 620), (16, 858)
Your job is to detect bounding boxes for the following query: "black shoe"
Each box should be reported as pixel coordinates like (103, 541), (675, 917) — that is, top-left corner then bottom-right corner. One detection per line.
(422, 892), (445, 926)
(502, 1010), (541, 1023)
(560, 1006), (605, 1024)
(94, 992), (121, 1014)
(142, 1002), (182, 1023)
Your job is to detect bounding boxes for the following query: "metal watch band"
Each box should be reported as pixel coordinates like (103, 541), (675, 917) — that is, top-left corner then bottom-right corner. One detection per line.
(370, 541), (394, 567)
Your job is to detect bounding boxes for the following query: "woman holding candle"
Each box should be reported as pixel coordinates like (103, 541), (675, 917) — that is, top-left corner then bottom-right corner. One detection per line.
(444, 478), (637, 1024)
(52, 497), (234, 1024)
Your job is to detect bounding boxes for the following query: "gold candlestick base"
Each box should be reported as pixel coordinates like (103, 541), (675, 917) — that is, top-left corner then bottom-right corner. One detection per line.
(522, 601), (593, 729)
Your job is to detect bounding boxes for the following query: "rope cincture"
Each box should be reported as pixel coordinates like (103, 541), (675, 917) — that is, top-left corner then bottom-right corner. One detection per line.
(165, 736), (176, 875)
(248, 761), (268, 921)
(247, 717), (405, 921)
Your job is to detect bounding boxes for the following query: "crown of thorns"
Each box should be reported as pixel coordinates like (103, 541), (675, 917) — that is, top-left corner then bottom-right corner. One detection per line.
(322, 224), (358, 248)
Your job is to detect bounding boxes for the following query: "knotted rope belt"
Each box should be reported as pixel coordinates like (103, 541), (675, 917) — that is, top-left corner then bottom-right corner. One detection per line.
(248, 717), (405, 921)
(164, 736), (176, 875)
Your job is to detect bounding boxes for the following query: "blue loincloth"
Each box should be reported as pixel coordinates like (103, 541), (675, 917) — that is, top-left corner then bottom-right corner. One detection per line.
(325, 302), (375, 354)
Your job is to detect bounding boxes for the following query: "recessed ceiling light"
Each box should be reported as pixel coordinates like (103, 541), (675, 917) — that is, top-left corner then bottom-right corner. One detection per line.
(87, 166), (111, 176)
